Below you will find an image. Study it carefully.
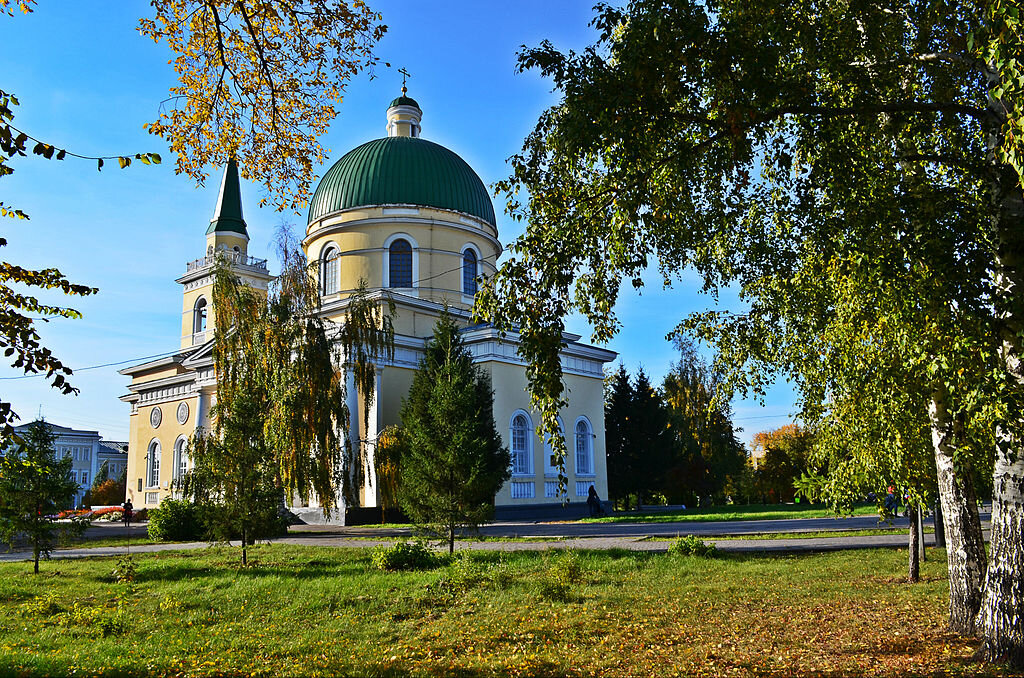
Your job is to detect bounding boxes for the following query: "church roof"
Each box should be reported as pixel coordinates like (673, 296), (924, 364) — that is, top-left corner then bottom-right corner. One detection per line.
(206, 157), (248, 235)
(307, 136), (496, 226)
(388, 95), (420, 109)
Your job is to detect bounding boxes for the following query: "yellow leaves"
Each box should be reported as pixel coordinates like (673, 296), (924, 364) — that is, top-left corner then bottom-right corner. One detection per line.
(140, 0), (387, 213)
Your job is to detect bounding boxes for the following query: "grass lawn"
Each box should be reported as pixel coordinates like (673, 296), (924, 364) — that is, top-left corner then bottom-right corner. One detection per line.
(580, 502), (881, 524)
(0, 544), (1011, 677)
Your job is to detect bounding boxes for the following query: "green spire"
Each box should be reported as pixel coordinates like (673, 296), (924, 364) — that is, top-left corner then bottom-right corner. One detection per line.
(206, 157), (248, 235)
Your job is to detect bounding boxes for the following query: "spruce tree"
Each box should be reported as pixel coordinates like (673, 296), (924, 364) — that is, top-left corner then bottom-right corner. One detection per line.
(604, 364), (636, 509)
(397, 312), (510, 553)
(0, 420), (83, 573)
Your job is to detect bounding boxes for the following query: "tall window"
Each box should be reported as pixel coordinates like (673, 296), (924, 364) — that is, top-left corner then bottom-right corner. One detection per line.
(462, 248), (478, 295)
(173, 438), (189, 482)
(575, 419), (593, 475)
(388, 239), (413, 288)
(146, 440), (161, 488)
(321, 246), (340, 296)
(193, 297), (208, 333)
(511, 413), (532, 475)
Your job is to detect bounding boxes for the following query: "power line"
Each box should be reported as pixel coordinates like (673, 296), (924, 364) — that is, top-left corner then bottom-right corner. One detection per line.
(0, 348), (182, 381)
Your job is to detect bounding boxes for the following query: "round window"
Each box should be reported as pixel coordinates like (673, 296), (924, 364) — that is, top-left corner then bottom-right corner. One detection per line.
(176, 401), (189, 425)
(150, 406), (162, 429)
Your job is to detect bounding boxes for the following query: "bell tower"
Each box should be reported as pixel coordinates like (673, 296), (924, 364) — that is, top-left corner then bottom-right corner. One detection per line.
(175, 158), (272, 348)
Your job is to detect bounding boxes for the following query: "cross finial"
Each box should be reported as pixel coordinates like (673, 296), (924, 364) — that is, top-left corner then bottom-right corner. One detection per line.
(398, 67), (410, 95)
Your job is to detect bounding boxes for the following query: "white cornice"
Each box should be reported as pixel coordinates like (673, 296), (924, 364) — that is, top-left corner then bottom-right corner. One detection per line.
(306, 209), (501, 250)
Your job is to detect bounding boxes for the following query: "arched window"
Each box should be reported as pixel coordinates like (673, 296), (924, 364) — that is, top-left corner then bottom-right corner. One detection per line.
(193, 297), (208, 333)
(146, 440), (161, 488)
(388, 239), (413, 288)
(321, 246), (340, 296)
(173, 437), (189, 482)
(462, 248), (478, 296)
(543, 418), (565, 477)
(511, 413), (533, 475)
(575, 419), (593, 475)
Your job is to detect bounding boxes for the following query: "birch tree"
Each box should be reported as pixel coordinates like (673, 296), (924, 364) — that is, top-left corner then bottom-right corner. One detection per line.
(476, 0), (1024, 665)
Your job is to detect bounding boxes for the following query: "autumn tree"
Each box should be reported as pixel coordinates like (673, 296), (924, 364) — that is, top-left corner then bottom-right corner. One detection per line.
(475, 0), (1024, 664)
(396, 312), (510, 554)
(1, 0), (385, 438)
(140, 0), (386, 212)
(186, 233), (392, 564)
(662, 338), (746, 505)
(0, 419), (84, 573)
(750, 425), (812, 504)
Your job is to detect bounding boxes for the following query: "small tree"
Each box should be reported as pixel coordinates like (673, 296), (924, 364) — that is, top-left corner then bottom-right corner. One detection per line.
(0, 420), (84, 573)
(397, 312), (511, 553)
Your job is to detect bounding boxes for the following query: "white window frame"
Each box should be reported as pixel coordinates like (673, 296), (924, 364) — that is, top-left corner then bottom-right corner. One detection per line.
(461, 243), (482, 298)
(382, 233), (419, 289)
(320, 243), (340, 296)
(543, 417), (565, 478)
(574, 416), (595, 477)
(509, 410), (534, 477)
(146, 439), (161, 489)
(193, 296), (208, 333)
(173, 436), (189, 482)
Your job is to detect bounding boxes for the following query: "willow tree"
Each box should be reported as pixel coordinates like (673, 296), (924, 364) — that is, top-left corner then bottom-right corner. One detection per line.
(475, 0), (1024, 665)
(187, 233), (393, 563)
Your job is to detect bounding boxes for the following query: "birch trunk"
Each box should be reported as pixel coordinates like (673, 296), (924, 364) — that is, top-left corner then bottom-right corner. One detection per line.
(929, 393), (987, 635)
(976, 442), (1024, 666)
(978, 151), (1024, 665)
(908, 507), (920, 583)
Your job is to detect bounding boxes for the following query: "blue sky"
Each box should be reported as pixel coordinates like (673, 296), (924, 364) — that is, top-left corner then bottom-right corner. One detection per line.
(1, 0), (796, 442)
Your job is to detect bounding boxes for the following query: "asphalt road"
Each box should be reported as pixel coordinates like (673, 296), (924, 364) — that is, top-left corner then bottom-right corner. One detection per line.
(0, 512), (989, 562)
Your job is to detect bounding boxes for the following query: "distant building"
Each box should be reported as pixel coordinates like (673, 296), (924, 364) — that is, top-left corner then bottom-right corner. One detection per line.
(9, 422), (128, 507)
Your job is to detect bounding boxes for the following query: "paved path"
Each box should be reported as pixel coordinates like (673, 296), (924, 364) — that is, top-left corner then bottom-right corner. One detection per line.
(0, 513), (980, 562)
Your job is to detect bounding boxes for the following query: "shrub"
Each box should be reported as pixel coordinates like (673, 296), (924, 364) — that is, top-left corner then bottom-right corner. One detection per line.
(668, 535), (717, 557)
(430, 553), (487, 596)
(537, 551), (584, 602)
(147, 499), (204, 541)
(371, 541), (443, 571)
(111, 554), (137, 584)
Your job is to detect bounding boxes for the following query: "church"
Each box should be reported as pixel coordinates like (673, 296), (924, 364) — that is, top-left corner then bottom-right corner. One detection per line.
(120, 92), (616, 522)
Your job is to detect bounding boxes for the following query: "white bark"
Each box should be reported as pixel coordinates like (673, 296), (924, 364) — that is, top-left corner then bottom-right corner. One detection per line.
(930, 394), (987, 635)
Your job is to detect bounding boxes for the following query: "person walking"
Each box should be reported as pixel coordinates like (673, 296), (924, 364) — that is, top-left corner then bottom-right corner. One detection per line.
(122, 498), (133, 528)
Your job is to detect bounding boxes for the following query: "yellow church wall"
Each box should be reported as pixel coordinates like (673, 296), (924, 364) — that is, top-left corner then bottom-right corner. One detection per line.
(126, 396), (199, 508)
(180, 284), (213, 348)
(307, 208), (499, 311)
(483, 361), (608, 506)
(378, 366), (416, 429)
(206, 232), (248, 255)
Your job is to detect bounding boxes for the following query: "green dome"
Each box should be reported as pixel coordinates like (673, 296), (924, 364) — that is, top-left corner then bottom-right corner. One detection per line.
(388, 95), (420, 109)
(308, 137), (496, 226)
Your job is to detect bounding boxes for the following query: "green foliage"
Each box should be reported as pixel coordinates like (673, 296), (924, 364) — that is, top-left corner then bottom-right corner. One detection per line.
(147, 498), (204, 542)
(189, 230), (387, 564)
(667, 535), (717, 558)
(536, 550), (585, 602)
(604, 365), (679, 508)
(371, 541), (443, 572)
(0, 420), (85, 573)
(473, 0), (1024, 662)
(662, 338), (747, 505)
(111, 554), (137, 585)
(396, 311), (511, 553)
